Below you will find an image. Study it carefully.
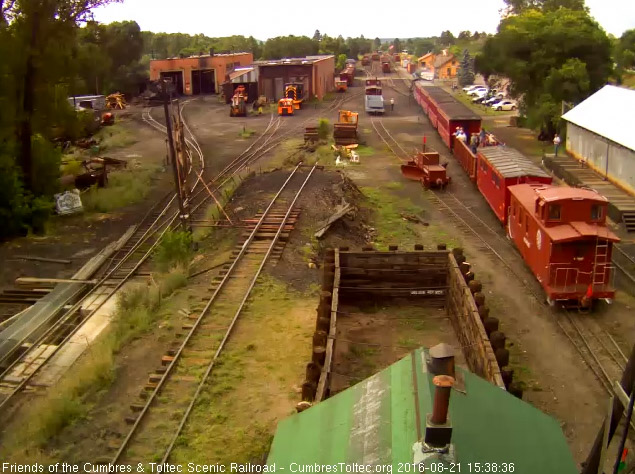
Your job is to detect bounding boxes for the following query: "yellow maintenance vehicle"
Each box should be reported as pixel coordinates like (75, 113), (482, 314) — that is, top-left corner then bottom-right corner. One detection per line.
(284, 83), (304, 109)
(333, 110), (359, 146)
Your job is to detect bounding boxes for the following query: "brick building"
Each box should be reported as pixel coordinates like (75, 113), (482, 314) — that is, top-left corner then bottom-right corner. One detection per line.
(149, 51), (253, 96)
(254, 55), (335, 101)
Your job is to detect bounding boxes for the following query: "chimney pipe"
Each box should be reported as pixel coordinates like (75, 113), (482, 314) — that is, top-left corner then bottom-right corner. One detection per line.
(428, 343), (455, 378)
(431, 375), (454, 425)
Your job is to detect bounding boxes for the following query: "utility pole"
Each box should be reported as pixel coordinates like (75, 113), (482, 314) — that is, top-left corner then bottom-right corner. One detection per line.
(161, 79), (191, 234)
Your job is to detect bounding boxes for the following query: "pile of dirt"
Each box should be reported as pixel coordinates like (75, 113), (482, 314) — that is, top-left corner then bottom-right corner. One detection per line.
(227, 168), (373, 291)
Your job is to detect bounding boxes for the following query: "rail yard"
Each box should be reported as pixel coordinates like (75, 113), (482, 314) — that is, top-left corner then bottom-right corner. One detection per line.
(1, 52), (635, 473)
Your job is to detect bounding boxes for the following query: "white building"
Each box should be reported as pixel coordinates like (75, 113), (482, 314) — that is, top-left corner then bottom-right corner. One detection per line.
(562, 85), (635, 196)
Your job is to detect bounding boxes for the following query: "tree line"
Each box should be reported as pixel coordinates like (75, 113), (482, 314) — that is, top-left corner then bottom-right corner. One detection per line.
(474, 0), (635, 135)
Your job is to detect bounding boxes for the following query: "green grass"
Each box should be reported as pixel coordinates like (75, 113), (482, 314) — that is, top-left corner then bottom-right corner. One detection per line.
(60, 159), (84, 176)
(360, 186), (460, 250)
(169, 274), (315, 464)
(238, 128), (256, 138)
(454, 92), (499, 116)
(81, 166), (159, 213)
(355, 145), (376, 157)
(95, 122), (137, 150)
(1, 269), (187, 460)
(155, 230), (193, 273)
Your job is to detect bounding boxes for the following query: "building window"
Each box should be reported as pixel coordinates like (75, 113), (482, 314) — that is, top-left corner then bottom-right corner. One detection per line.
(447, 67), (451, 76)
(591, 204), (603, 221)
(548, 204), (561, 221)
(512, 203), (516, 218)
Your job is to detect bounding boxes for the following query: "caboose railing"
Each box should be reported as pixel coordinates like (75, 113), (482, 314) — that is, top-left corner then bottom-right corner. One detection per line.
(549, 264), (615, 294)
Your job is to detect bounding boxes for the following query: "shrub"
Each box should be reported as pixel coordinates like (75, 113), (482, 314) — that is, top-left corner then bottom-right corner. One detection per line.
(317, 118), (330, 140)
(155, 230), (193, 272)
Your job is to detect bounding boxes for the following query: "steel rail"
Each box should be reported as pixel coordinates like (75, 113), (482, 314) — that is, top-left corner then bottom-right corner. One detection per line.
(161, 163), (318, 462)
(0, 102), (211, 410)
(373, 75), (633, 402)
(110, 163), (306, 464)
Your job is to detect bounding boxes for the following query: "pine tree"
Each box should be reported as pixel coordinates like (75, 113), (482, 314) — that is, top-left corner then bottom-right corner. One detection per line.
(458, 49), (475, 87)
(312, 30), (321, 41)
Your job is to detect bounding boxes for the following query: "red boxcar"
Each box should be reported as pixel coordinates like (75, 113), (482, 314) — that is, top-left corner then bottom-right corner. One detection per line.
(508, 185), (620, 305)
(413, 84), (481, 149)
(476, 147), (552, 224)
(453, 136), (478, 181)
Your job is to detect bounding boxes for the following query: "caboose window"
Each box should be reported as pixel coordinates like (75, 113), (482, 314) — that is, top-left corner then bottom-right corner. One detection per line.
(525, 215), (529, 234)
(493, 174), (501, 188)
(591, 204), (603, 221)
(548, 204), (561, 221)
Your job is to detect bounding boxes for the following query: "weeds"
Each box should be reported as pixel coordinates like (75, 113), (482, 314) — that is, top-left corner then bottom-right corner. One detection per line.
(155, 230), (193, 272)
(82, 167), (159, 213)
(238, 128), (256, 139)
(317, 118), (330, 140)
(1, 269), (187, 460)
(96, 123), (137, 150)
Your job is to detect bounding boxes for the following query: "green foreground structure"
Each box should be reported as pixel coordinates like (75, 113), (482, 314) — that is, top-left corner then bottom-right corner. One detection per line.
(267, 347), (577, 473)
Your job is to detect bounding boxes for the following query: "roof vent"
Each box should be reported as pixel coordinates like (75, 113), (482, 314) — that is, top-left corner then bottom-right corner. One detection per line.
(428, 343), (455, 377)
(424, 375), (455, 448)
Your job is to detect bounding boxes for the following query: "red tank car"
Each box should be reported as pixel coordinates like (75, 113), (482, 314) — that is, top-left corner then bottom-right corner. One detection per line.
(476, 147), (552, 224)
(508, 184), (620, 307)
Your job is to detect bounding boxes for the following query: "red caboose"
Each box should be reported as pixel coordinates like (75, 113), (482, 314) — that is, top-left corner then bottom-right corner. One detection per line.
(508, 185), (620, 306)
(476, 147), (552, 224)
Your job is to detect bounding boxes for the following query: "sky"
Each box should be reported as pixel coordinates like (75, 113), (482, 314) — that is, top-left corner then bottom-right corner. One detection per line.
(92, 0), (635, 39)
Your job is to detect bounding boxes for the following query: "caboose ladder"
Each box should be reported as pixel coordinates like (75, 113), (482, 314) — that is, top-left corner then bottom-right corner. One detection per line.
(592, 238), (609, 286)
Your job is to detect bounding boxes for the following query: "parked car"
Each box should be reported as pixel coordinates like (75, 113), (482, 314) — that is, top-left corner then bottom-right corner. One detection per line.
(492, 100), (517, 111)
(472, 91), (489, 103)
(462, 84), (484, 93)
(467, 86), (488, 96)
(483, 93), (505, 106)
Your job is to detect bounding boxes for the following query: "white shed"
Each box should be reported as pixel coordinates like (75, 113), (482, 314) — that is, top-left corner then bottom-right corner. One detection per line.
(562, 85), (635, 196)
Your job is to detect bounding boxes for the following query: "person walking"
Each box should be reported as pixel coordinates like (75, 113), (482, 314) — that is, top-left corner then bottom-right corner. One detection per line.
(479, 128), (486, 147)
(553, 134), (561, 156)
(390, 97), (395, 111)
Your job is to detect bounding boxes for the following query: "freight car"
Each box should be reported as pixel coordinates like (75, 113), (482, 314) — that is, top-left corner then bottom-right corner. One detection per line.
(382, 61), (391, 73)
(476, 147), (552, 224)
(508, 185), (619, 305)
(413, 84), (481, 148)
(411, 81), (619, 307)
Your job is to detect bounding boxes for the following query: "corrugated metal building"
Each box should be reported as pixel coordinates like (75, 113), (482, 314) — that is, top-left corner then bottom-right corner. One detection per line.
(562, 85), (635, 196)
(149, 51), (253, 96)
(267, 347), (577, 472)
(254, 55), (335, 102)
(221, 67), (259, 103)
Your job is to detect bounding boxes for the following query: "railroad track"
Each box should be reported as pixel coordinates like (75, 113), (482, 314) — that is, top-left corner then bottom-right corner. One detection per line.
(612, 244), (635, 288)
(111, 163), (317, 463)
(0, 89), (359, 413)
(557, 311), (627, 396)
(373, 114), (633, 404)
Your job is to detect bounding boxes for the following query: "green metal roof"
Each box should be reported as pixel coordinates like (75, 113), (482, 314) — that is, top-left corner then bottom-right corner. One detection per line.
(267, 348), (577, 473)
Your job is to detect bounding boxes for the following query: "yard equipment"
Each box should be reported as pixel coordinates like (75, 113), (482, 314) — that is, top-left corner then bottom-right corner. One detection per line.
(230, 86), (248, 117)
(278, 98), (294, 116)
(401, 151), (451, 189)
(284, 83), (304, 109)
(106, 92), (127, 109)
(333, 110), (359, 146)
(335, 78), (348, 92)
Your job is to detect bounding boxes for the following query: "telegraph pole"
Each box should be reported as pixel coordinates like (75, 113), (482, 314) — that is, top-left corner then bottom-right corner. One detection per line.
(161, 79), (191, 234)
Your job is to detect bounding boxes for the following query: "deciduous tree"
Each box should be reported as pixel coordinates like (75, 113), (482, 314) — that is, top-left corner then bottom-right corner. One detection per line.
(476, 7), (611, 132)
